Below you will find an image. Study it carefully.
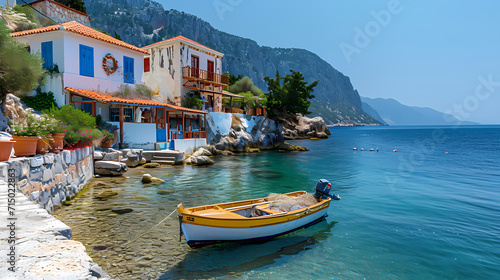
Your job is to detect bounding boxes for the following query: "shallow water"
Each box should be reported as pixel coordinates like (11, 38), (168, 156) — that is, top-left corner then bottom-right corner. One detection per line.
(55, 125), (500, 279)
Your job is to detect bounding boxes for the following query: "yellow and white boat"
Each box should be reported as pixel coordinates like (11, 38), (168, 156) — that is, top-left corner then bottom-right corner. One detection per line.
(177, 179), (340, 248)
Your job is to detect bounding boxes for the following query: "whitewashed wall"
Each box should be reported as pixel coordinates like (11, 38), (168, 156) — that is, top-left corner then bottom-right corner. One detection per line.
(109, 122), (156, 144)
(144, 42), (181, 104)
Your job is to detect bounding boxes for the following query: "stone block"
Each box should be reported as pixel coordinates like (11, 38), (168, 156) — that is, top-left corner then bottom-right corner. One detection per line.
(30, 166), (43, 182)
(94, 161), (128, 176)
(94, 151), (104, 160)
(43, 154), (55, 165)
(70, 150), (77, 165)
(42, 165), (54, 182)
(39, 190), (50, 205)
(31, 190), (39, 201)
(102, 151), (120, 162)
(0, 162), (8, 180)
(30, 155), (44, 167)
(61, 150), (71, 165)
(52, 193), (61, 206)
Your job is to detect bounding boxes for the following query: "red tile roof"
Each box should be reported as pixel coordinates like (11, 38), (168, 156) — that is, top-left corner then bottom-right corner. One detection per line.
(11, 21), (149, 54)
(65, 87), (207, 114)
(26, 0), (90, 17)
(142, 35), (220, 55)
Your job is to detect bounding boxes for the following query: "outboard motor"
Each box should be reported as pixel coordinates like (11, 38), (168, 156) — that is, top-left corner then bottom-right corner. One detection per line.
(313, 179), (340, 200)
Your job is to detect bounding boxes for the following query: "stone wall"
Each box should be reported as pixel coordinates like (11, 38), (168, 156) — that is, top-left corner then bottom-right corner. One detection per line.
(31, 0), (91, 27)
(0, 147), (93, 212)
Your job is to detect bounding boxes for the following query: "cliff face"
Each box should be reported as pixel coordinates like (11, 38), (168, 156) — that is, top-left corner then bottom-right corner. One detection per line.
(85, 0), (381, 125)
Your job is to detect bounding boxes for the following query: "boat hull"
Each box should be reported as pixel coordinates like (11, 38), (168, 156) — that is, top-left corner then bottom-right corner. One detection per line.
(182, 207), (329, 247)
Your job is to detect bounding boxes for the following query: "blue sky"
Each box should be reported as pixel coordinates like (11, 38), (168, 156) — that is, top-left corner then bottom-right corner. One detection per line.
(2, 0), (498, 123)
(158, 0), (500, 124)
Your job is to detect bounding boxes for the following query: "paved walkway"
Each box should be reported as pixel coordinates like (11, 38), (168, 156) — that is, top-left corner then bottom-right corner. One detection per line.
(0, 180), (110, 279)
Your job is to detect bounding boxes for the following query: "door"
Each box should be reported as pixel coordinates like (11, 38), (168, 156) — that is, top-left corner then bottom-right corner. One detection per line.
(156, 108), (166, 142)
(207, 60), (214, 81)
(191, 55), (199, 78)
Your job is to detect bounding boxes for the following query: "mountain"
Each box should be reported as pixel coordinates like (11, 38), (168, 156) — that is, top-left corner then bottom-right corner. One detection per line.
(361, 102), (386, 125)
(361, 97), (479, 126)
(83, 0), (381, 125)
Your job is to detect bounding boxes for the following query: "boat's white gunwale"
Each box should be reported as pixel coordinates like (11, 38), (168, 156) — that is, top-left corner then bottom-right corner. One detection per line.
(181, 200), (330, 228)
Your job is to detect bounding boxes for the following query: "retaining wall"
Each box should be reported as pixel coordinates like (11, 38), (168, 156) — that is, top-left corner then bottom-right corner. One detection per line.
(0, 147), (93, 212)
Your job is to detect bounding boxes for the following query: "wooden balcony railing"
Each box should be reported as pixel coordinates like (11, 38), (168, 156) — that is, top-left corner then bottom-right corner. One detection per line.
(183, 66), (229, 86)
(169, 130), (207, 140)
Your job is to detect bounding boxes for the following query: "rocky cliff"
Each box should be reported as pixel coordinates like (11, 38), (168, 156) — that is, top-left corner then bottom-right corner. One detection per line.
(84, 0), (381, 125)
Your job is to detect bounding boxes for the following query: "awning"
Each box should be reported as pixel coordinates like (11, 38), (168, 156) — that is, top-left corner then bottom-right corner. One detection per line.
(65, 87), (207, 114)
(221, 91), (244, 98)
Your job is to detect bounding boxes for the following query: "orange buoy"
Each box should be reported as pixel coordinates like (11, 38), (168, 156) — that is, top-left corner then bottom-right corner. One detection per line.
(444, 152), (448, 154)
(370, 148), (374, 151)
(376, 148), (379, 152)
(361, 148), (364, 151)
(393, 149), (397, 152)
(353, 148), (357, 150)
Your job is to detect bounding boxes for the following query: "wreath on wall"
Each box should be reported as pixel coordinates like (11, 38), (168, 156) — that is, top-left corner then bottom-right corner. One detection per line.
(102, 54), (118, 75)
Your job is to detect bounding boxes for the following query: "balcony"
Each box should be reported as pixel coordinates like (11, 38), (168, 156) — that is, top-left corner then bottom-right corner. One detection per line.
(182, 66), (229, 86)
(169, 130), (207, 140)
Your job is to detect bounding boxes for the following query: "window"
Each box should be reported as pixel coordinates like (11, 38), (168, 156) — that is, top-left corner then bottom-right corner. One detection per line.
(123, 107), (134, 122)
(144, 57), (150, 72)
(82, 98), (92, 115)
(79, 44), (94, 77)
(110, 107), (134, 122)
(169, 117), (178, 129)
(207, 60), (214, 81)
(123, 56), (134, 84)
(25, 46), (31, 53)
(41, 41), (53, 69)
(110, 107), (120, 122)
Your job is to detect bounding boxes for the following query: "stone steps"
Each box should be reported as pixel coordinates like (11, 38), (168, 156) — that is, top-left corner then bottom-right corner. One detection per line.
(150, 155), (177, 165)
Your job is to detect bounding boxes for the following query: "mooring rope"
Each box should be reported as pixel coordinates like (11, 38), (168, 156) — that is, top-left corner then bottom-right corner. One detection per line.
(119, 208), (178, 248)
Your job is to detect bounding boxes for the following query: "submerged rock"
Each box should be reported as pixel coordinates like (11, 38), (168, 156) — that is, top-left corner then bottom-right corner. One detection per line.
(143, 163), (161, 168)
(142, 174), (165, 184)
(185, 155), (214, 166)
(95, 190), (118, 200)
(277, 142), (309, 152)
(111, 208), (133, 214)
(157, 190), (175, 195)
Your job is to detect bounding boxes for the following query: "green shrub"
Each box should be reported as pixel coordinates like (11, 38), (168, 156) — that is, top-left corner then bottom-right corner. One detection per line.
(22, 88), (58, 112)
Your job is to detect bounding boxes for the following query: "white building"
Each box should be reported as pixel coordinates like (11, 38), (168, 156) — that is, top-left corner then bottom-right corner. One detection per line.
(11, 22), (208, 152)
(11, 21), (147, 106)
(143, 36), (233, 113)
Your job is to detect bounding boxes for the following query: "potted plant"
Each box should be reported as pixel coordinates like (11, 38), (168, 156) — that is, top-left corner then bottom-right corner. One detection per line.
(100, 129), (115, 148)
(0, 133), (15, 161)
(9, 114), (41, 157)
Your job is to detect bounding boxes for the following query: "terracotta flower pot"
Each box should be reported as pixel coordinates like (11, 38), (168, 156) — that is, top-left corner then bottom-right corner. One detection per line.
(101, 139), (114, 148)
(12, 136), (39, 157)
(0, 140), (15, 161)
(36, 136), (51, 155)
(50, 133), (66, 152)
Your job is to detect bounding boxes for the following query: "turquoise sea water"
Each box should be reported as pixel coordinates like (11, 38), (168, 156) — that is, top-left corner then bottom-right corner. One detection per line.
(158, 125), (500, 279)
(57, 125), (500, 279)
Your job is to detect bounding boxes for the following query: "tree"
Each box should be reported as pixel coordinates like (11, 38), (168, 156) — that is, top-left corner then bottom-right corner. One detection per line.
(227, 76), (264, 96)
(263, 70), (318, 119)
(0, 20), (44, 112)
(54, 0), (87, 14)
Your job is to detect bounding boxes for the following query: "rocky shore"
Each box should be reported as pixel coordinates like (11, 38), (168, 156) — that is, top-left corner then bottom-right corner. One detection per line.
(279, 113), (331, 140)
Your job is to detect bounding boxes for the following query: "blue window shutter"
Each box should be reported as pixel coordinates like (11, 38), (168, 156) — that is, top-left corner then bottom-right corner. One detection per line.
(124, 56), (134, 84)
(79, 45), (94, 77)
(41, 41), (53, 69)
